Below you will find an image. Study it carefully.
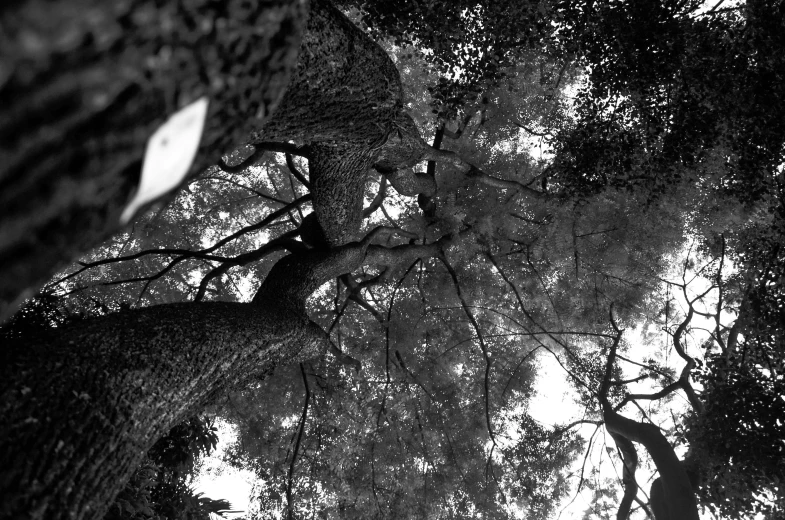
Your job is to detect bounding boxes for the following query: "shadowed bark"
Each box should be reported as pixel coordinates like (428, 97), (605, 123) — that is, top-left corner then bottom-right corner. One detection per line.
(0, 0), (308, 321)
(609, 431), (638, 520)
(0, 2), (491, 516)
(0, 224), (465, 520)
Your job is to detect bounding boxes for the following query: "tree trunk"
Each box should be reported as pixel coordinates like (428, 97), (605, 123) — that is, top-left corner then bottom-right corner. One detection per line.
(0, 2), (449, 518)
(604, 410), (699, 520)
(1, 302), (316, 520)
(0, 0), (433, 320)
(0, 231), (387, 520)
(0, 0), (308, 321)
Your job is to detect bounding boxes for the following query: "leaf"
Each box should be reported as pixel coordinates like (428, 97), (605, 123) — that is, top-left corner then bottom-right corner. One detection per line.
(121, 97), (209, 224)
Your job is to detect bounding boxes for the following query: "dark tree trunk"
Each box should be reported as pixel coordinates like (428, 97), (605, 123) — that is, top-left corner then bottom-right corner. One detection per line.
(0, 0), (308, 321)
(0, 3), (445, 514)
(0, 236), (381, 520)
(604, 410), (699, 520)
(0, 0), (434, 319)
(1, 302), (317, 520)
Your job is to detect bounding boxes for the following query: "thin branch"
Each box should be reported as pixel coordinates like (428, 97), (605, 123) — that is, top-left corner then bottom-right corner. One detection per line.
(218, 142), (308, 174)
(327, 339), (362, 372)
(287, 363), (311, 520)
(285, 153), (311, 189)
(513, 120), (550, 137)
(197, 176), (287, 204)
(363, 177), (388, 218)
(440, 257), (496, 450)
(59, 195), (312, 284)
(194, 236), (304, 302)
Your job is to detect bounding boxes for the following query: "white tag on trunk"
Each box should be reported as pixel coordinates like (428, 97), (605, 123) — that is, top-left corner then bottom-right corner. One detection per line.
(120, 97), (209, 224)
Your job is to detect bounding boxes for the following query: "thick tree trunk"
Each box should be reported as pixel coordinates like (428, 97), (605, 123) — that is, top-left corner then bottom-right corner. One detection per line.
(0, 2), (449, 518)
(309, 143), (377, 245)
(0, 0), (307, 321)
(604, 411), (699, 520)
(0, 233), (386, 520)
(251, 0), (403, 146)
(0, 0), (433, 319)
(1, 302), (316, 520)
(609, 431), (638, 520)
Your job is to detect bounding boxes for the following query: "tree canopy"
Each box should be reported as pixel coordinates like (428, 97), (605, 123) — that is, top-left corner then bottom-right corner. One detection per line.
(1, 1), (784, 520)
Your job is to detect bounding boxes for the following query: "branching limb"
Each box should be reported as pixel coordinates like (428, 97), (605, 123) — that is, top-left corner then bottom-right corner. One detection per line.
(326, 339), (361, 372)
(513, 120), (551, 137)
(609, 432), (639, 520)
(600, 306), (700, 520)
(550, 419), (603, 439)
(197, 176), (288, 204)
(220, 143), (309, 174)
(194, 237), (305, 302)
(59, 195), (312, 285)
(363, 177), (388, 218)
(421, 147), (549, 200)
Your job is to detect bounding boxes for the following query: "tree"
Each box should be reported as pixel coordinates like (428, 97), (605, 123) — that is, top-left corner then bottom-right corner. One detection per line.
(0, 1), (550, 518)
(2, 1), (784, 519)
(0, 0), (308, 321)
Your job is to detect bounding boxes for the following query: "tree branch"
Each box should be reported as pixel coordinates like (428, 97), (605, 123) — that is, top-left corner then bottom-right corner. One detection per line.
(363, 177), (388, 218)
(287, 363), (311, 520)
(285, 153), (311, 189)
(440, 257), (496, 449)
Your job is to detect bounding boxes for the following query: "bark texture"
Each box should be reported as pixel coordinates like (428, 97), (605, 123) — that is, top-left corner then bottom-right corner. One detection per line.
(0, 232), (388, 520)
(0, 3), (455, 517)
(2, 302), (314, 520)
(0, 0), (307, 321)
(308, 143), (377, 245)
(250, 0), (402, 146)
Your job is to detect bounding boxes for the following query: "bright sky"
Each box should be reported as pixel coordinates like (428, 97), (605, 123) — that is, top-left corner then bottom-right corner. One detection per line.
(194, 420), (253, 519)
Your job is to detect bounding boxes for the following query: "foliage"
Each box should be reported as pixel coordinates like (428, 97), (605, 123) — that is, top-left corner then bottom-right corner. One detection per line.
(336, 0), (557, 119)
(549, 0), (785, 205)
(106, 415), (232, 520)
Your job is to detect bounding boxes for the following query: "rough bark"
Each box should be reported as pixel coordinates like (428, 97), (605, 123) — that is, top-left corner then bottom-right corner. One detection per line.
(0, 0), (438, 317)
(251, 0), (403, 146)
(0, 225), (455, 520)
(0, 232), (383, 520)
(308, 142), (377, 245)
(1, 302), (317, 520)
(0, 0), (308, 321)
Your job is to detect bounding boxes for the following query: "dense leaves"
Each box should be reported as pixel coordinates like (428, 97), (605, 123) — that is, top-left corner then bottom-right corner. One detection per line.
(106, 416), (232, 520)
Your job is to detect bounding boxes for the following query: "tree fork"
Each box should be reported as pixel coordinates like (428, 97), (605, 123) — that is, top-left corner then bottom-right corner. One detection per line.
(0, 226), (410, 520)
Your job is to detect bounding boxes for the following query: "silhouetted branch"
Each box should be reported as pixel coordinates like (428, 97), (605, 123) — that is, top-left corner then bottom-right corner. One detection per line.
(363, 177), (388, 218)
(59, 195), (312, 285)
(198, 176), (288, 204)
(285, 153), (311, 189)
(194, 237), (304, 302)
(327, 339), (361, 372)
(287, 363), (311, 520)
(440, 257), (496, 449)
